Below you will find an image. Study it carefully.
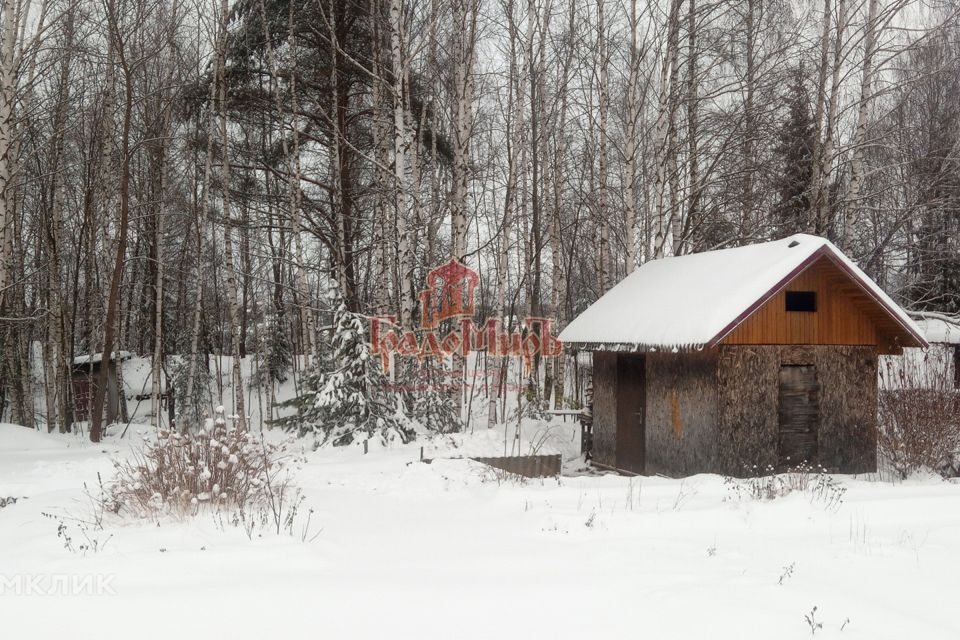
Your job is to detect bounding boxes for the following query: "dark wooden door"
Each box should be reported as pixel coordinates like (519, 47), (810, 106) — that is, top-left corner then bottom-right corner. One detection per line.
(778, 365), (819, 467)
(72, 377), (92, 422)
(616, 355), (646, 474)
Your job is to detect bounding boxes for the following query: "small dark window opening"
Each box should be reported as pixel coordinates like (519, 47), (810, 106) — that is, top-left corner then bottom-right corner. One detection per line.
(786, 291), (817, 312)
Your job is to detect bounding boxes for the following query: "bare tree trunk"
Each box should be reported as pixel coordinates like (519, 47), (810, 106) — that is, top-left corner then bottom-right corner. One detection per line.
(653, 0), (682, 258)
(390, 0), (415, 329)
(369, 0), (391, 315)
(451, 0), (477, 263)
(815, 0), (848, 235)
(183, 46), (217, 428)
(91, 2), (132, 443)
(667, 28), (682, 257)
(328, 0), (349, 310)
(217, 0), (245, 428)
(624, 0), (640, 274)
(0, 0), (20, 426)
(740, 0), (756, 241)
(845, 0), (880, 249)
(149, 8), (180, 428)
(596, 0), (611, 291)
(0, 0), (15, 298)
(686, 0), (700, 246)
(490, 0), (529, 427)
(810, 0), (833, 234)
(548, 0), (576, 409)
(44, 6), (75, 433)
(150, 155), (166, 427)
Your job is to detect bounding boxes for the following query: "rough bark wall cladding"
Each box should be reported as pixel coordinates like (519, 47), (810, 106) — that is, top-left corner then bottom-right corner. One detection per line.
(717, 346), (780, 476)
(814, 346), (878, 473)
(591, 352), (618, 468)
(645, 351), (719, 476)
(718, 345), (878, 476)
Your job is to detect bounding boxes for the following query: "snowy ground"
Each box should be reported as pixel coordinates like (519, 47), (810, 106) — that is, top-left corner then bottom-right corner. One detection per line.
(1, 421), (959, 639)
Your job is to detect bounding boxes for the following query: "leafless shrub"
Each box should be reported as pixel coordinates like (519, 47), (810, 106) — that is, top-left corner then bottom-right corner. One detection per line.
(104, 407), (300, 518)
(527, 424), (561, 455)
(724, 463), (846, 510)
(41, 511), (113, 556)
(779, 562), (795, 585)
(475, 464), (528, 486)
(804, 606), (822, 635)
(879, 354), (960, 478)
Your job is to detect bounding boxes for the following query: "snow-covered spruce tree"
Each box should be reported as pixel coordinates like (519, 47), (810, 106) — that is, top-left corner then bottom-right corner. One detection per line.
(772, 65), (817, 235)
(410, 362), (461, 434)
(275, 291), (412, 445)
(252, 315), (292, 386)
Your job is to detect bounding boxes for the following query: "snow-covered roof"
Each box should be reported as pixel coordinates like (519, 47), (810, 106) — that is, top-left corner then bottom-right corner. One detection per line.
(72, 351), (133, 366)
(559, 234), (927, 351)
(914, 318), (960, 344)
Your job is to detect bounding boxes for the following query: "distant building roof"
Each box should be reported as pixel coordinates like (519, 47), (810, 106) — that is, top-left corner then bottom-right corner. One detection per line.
(914, 318), (960, 345)
(72, 351), (133, 367)
(559, 234), (927, 351)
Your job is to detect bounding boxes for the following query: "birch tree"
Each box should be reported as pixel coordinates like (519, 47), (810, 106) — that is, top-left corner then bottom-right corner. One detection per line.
(390, 0), (415, 329)
(451, 0), (478, 263)
(844, 0), (880, 248)
(216, 0), (246, 428)
(0, 0), (15, 299)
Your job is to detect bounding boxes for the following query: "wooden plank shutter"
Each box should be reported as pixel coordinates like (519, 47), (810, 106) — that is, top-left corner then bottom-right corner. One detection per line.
(778, 364), (819, 467)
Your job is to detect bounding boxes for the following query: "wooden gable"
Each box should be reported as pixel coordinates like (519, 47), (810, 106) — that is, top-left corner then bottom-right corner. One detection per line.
(719, 255), (915, 354)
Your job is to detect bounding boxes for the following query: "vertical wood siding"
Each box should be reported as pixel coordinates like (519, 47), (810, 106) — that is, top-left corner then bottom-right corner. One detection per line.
(721, 257), (900, 350)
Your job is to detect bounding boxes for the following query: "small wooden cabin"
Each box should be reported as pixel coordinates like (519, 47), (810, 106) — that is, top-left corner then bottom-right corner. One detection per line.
(559, 234), (927, 476)
(71, 351), (131, 425)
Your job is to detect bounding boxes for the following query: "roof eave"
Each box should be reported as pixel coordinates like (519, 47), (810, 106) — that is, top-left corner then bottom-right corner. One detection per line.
(561, 341), (709, 353)
(706, 244), (929, 349)
(817, 251), (928, 349)
(707, 245), (831, 347)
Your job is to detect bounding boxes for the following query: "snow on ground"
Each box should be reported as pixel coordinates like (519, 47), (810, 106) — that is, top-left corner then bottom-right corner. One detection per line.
(420, 418), (583, 461)
(2, 421), (960, 639)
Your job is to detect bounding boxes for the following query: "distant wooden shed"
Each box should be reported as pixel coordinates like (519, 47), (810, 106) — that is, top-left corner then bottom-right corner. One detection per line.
(880, 316), (960, 391)
(71, 351), (131, 425)
(559, 234), (927, 477)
